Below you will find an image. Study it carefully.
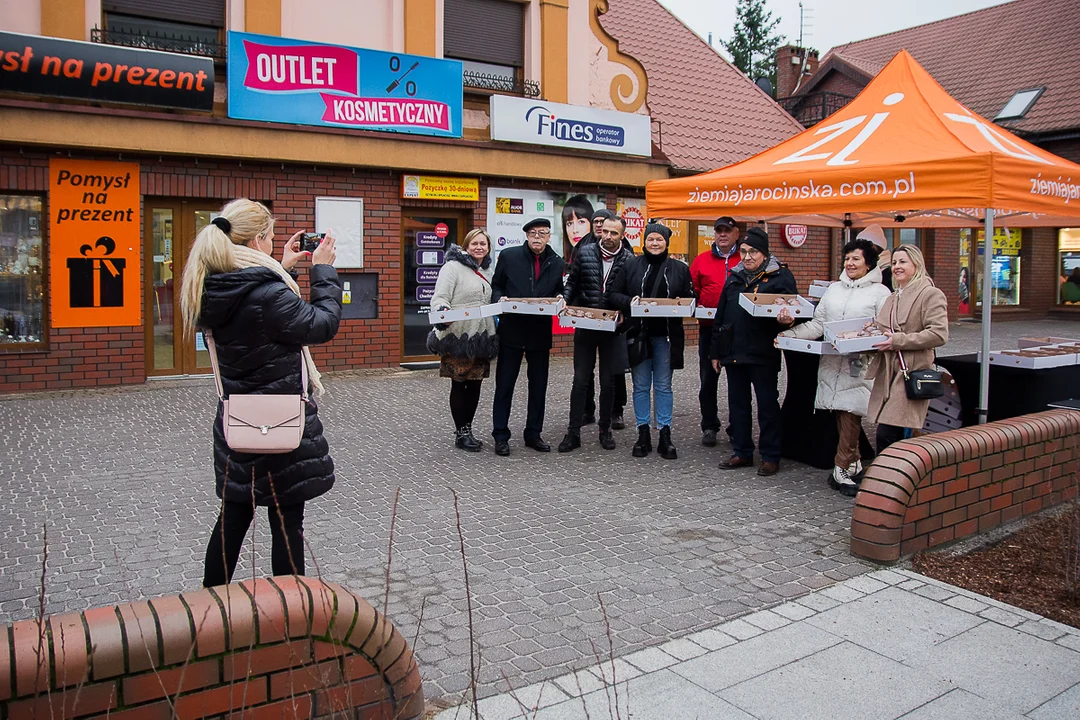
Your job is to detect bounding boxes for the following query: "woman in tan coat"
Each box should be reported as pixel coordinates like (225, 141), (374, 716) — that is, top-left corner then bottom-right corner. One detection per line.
(866, 245), (949, 452)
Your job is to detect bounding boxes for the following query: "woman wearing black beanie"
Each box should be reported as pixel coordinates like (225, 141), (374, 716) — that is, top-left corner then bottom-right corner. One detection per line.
(609, 222), (695, 459)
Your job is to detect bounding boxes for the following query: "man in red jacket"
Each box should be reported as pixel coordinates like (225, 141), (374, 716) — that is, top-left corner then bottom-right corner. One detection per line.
(689, 216), (742, 446)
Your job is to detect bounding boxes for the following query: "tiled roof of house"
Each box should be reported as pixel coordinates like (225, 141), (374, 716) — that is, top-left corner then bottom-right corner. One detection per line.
(600, 0), (803, 173)
(816, 0), (1080, 136)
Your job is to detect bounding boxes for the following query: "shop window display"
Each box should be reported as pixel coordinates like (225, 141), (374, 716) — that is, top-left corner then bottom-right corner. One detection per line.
(0, 195), (45, 346)
(1059, 228), (1080, 305)
(963, 227), (1021, 308)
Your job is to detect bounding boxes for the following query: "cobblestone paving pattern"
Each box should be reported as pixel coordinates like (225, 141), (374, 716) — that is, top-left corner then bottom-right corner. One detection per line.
(0, 318), (1076, 703)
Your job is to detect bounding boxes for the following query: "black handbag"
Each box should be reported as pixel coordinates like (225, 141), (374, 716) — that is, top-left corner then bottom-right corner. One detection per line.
(890, 299), (944, 400)
(625, 323), (649, 367)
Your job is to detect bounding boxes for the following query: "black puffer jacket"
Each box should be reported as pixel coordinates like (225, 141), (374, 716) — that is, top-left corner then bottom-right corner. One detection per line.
(199, 264), (342, 506)
(563, 241), (633, 309)
(710, 256), (797, 369)
(609, 254), (695, 370)
(491, 243), (565, 351)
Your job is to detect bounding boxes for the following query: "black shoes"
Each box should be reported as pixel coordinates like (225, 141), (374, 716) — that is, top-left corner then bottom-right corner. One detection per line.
(632, 425), (653, 457)
(455, 424), (483, 452)
(524, 436), (551, 452)
(558, 433), (581, 453)
(611, 414), (626, 430)
(599, 430), (617, 450)
(494, 440), (510, 456)
(701, 428), (718, 447)
(658, 426), (677, 460)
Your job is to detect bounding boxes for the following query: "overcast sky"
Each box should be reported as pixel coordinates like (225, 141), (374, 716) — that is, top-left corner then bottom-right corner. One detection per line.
(656, 0), (1012, 56)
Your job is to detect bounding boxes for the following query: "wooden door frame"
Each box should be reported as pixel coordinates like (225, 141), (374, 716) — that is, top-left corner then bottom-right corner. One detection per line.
(143, 198), (221, 376)
(399, 209), (470, 363)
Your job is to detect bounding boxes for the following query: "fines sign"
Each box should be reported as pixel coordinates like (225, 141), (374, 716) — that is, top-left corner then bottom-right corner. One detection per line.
(49, 159), (141, 328)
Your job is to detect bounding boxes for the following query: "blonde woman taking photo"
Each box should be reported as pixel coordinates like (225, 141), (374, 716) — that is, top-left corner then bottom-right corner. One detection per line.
(180, 198), (342, 587)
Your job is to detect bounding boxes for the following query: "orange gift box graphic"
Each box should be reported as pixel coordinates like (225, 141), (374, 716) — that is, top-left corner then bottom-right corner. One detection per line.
(66, 236), (125, 308)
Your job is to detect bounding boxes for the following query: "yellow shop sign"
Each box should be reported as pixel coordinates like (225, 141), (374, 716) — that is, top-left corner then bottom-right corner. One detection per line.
(401, 175), (479, 201)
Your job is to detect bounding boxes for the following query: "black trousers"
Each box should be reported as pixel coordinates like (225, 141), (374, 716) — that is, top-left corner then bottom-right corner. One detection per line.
(203, 499), (305, 588)
(492, 344), (550, 442)
(876, 423), (908, 454)
(697, 324), (721, 432)
(450, 380), (484, 429)
(569, 329), (617, 433)
(726, 363), (782, 463)
(585, 370), (626, 417)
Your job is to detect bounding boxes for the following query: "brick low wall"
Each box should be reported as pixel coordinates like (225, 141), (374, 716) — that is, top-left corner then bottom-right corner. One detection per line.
(0, 577), (424, 719)
(851, 410), (1080, 563)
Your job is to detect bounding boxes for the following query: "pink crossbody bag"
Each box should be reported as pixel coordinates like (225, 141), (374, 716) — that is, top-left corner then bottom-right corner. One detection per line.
(206, 332), (307, 454)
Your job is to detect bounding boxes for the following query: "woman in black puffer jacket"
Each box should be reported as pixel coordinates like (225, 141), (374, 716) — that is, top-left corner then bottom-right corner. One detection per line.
(180, 198), (342, 587)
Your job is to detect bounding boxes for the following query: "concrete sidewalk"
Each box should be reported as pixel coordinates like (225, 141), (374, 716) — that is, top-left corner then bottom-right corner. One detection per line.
(435, 569), (1080, 720)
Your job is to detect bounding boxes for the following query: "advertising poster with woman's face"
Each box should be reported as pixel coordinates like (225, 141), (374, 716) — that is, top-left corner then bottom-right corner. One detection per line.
(555, 193), (605, 259)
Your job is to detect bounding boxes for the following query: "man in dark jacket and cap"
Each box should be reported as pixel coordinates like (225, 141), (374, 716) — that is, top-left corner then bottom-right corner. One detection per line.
(710, 225), (797, 476)
(559, 215), (634, 452)
(490, 218), (565, 455)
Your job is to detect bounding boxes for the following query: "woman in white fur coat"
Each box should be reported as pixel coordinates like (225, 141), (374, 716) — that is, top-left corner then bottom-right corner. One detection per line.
(428, 229), (499, 451)
(777, 238), (891, 496)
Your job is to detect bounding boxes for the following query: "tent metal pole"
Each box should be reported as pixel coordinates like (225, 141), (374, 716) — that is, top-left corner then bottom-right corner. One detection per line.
(977, 208), (995, 424)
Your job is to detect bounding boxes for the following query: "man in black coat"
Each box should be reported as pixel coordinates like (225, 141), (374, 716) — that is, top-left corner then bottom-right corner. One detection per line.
(710, 226), (797, 476)
(559, 216), (633, 452)
(490, 218), (566, 455)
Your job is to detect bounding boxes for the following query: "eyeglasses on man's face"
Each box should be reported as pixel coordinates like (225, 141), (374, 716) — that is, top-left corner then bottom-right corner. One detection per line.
(527, 230), (551, 238)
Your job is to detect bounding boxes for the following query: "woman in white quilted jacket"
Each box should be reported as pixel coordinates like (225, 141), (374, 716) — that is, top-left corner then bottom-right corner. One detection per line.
(427, 229), (499, 451)
(776, 238), (891, 496)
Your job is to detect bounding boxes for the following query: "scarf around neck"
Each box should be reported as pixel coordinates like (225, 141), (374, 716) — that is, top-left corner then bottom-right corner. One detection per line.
(599, 242), (620, 260)
(230, 244), (324, 396)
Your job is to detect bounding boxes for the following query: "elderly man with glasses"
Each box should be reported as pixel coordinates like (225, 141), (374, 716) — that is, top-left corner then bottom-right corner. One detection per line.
(709, 226), (797, 476)
(490, 218), (566, 455)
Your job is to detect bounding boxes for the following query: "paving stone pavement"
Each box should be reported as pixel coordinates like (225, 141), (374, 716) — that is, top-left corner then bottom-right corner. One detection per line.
(0, 318), (1077, 704)
(435, 569), (1080, 720)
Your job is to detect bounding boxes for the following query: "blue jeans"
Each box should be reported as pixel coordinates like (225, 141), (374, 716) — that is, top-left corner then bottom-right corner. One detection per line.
(631, 337), (674, 428)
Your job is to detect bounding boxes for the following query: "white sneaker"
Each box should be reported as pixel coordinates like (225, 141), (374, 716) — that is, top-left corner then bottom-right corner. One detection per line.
(848, 459), (863, 476)
(829, 465), (858, 496)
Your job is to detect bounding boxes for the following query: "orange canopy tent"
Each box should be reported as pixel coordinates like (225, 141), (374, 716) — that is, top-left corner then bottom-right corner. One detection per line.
(646, 50), (1080, 229)
(646, 50), (1080, 422)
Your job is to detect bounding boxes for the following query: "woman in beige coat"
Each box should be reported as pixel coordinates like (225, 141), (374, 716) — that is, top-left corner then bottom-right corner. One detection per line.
(866, 245), (949, 452)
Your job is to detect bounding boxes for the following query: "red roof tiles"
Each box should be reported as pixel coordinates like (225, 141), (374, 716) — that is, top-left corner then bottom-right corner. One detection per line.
(814, 0), (1080, 136)
(599, 0), (803, 173)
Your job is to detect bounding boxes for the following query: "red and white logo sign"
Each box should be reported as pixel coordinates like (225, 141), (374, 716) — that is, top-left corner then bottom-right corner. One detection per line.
(783, 225), (808, 248)
(434, 222), (449, 238)
(622, 206), (646, 244)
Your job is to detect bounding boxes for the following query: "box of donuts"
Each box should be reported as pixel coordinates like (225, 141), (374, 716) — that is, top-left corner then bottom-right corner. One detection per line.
(738, 293), (815, 318)
(824, 316), (887, 354)
(776, 337), (839, 355)
(694, 306), (717, 320)
(989, 347), (1077, 369)
(558, 306), (620, 331)
(499, 297), (565, 315)
(630, 297), (697, 317)
(807, 280), (836, 299)
(427, 303), (503, 324)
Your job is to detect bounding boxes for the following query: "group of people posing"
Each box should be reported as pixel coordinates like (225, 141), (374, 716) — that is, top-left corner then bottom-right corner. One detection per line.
(180, 197), (947, 587)
(427, 202), (949, 494)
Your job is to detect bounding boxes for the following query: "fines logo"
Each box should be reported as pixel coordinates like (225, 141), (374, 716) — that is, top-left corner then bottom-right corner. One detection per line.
(525, 106), (625, 148)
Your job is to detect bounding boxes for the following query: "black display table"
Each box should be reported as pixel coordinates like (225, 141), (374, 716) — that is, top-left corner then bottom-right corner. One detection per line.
(937, 354), (1080, 427)
(781, 350), (874, 470)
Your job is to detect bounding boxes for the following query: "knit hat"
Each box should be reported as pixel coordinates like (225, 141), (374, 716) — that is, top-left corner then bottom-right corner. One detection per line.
(741, 226), (770, 256)
(857, 224), (888, 249)
(643, 222), (672, 245)
(591, 208), (615, 222)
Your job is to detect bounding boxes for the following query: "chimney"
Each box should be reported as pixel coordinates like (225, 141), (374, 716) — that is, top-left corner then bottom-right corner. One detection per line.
(775, 45), (802, 99)
(799, 48), (820, 91)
